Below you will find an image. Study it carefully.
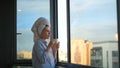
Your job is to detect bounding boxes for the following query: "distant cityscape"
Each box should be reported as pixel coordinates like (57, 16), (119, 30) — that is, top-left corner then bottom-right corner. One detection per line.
(17, 51), (32, 59)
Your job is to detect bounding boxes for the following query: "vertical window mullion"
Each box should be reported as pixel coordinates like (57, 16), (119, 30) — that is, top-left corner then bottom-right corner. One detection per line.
(66, 0), (71, 63)
(117, 0), (120, 64)
(50, 0), (58, 61)
(50, 0), (58, 39)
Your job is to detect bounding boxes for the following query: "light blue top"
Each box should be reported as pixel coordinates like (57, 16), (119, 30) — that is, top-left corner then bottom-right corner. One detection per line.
(32, 39), (55, 68)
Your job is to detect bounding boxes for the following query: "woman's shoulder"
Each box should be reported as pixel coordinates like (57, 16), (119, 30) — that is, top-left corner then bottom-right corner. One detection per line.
(34, 39), (47, 49)
(34, 39), (43, 47)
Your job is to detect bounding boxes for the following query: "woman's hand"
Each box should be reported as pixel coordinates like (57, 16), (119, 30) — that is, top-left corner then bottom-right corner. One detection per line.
(46, 39), (55, 52)
(48, 39), (55, 47)
(53, 42), (60, 59)
(53, 42), (60, 52)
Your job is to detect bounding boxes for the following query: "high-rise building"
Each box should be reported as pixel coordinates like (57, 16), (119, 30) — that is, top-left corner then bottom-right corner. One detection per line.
(71, 39), (93, 66)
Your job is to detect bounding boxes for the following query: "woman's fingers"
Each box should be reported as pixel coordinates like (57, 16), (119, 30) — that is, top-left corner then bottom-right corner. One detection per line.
(48, 39), (56, 47)
(57, 42), (60, 47)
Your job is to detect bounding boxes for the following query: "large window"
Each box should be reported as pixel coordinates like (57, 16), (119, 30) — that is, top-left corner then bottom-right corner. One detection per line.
(17, 0), (50, 59)
(15, 0), (119, 68)
(70, 0), (119, 68)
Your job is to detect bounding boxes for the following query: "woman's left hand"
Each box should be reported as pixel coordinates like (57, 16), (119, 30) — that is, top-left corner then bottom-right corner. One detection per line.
(53, 42), (60, 53)
(53, 42), (60, 59)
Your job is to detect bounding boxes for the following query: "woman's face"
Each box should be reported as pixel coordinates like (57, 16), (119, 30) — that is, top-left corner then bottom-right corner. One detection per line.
(40, 26), (51, 39)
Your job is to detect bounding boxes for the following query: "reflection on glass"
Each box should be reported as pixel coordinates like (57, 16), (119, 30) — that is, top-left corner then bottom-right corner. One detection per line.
(58, 0), (67, 62)
(112, 51), (119, 68)
(17, 0), (50, 59)
(91, 47), (103, 67)
(70, 0), (119, 68)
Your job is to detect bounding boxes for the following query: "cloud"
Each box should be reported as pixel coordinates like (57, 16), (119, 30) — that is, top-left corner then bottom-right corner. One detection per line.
(71, 20), (117, 41)
(70, 0), (96, 14)
(70, 0), (117, 41)
(17, 0), (50, 28)
(17, 9), (22, 12)
(70, 0), (115, 14)
(17, 0), (50, 14)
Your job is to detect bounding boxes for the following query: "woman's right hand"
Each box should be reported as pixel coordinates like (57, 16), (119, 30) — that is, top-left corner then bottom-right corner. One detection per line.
(46, 39), (55, 52)
(48, 39), (55, 47)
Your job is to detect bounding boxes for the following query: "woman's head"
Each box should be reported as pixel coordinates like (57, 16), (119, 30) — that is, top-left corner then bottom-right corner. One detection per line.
(31, 17), (50, 42)
(39, 25), (51, 40)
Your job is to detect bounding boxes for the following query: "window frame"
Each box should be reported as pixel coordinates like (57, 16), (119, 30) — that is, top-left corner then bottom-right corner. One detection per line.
(66, 0), (71, 63)
(13, 0), (58, 66)
(12, 0), (120, 67)
(66, 0), (120, 67)
(117, 0), (120, 65)
(57, 0), (120, 67)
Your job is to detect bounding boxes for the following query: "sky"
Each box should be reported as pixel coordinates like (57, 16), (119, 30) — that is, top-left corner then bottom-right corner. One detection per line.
(17, 0), (50, 29)
(70, 0), (117, 41)
(17, 0), (50, 51)
(17, 0), (118, 52)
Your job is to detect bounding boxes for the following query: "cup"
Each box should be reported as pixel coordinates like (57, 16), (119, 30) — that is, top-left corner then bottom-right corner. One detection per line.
(54, 39), (58, 43)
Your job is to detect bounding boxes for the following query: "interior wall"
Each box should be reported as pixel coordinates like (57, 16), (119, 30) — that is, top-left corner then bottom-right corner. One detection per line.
(0, 0), (15, 68)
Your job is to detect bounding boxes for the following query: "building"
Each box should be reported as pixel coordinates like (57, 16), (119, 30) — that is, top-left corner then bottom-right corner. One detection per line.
(71, 39), (93, 66)
(91, 41), (119, 68)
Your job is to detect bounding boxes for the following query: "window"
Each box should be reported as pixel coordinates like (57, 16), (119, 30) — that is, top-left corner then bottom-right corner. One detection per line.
(113, 62), (119, 68)
(16, 0), (60, 67)
(91, 47), (103, 67)
(70, 0), (119, 68)
(112, 51), (119, 68)
(58, 0), (68, 62)
(17, 0), (50, 60)
(112, 51), (119, 57)
(15, 0), (119, 68)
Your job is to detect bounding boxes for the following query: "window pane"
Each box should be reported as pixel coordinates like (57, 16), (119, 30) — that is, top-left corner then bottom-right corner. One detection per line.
(70, 0), (119, 68)
(58, 0), (67, 62)
(17, 0), (50, 59)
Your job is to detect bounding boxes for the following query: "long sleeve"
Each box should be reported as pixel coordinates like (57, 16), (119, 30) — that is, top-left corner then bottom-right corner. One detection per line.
(32, 39), (55, 68)
(34, 41), (49, 64)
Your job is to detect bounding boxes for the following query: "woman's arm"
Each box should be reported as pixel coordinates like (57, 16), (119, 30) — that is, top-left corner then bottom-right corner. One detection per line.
(46, 39), (55, 52)
(34, 42), (50, 64)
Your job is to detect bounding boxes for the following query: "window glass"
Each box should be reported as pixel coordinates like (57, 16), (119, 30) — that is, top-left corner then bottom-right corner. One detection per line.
(112, 51), (119, 57)
(17, 0), (50, 59)
(58, 0), (68, 62)
(112, 51), (119, 68)
(70, 0), (119, 68)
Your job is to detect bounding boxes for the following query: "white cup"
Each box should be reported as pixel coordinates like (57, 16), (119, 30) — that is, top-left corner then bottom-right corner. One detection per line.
(54, 39), (58, 43)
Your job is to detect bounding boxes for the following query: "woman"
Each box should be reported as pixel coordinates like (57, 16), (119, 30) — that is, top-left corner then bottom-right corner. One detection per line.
(31, 17), (60, 68)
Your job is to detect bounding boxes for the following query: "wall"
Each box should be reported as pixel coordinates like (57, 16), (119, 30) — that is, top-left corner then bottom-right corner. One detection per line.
(0, 0), (15, 68)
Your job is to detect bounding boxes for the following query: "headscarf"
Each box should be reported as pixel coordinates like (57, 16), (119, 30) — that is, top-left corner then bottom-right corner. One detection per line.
(31, 17), (50, 42)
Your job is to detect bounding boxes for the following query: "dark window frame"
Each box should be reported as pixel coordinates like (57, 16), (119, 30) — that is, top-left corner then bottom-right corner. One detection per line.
(67, 0), (120, 64)
(59, 0), (120, 67)
(12, 0), (120, 67)
(12, 0), (58, 66)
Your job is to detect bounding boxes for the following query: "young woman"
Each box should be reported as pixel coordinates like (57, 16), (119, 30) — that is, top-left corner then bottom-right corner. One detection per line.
(31, 17), (60, 68)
